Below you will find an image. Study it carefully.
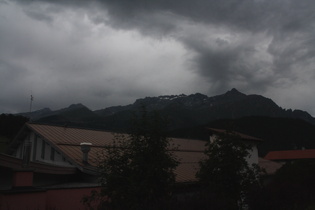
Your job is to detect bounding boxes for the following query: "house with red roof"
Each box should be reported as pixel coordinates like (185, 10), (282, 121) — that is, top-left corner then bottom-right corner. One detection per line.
(0, 123), (265, 210)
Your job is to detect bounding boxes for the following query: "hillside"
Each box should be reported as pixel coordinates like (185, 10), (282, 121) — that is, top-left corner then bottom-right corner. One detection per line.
(92, 88), (315, 131)
(11, 88), (315, 156)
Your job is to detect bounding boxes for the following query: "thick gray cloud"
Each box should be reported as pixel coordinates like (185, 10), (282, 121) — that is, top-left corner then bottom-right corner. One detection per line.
(1, 0), (315, 116)
(94, 0), (315, 94)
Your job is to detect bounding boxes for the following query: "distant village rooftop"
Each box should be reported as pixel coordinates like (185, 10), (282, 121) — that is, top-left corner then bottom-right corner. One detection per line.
(265, 149), (315, 161)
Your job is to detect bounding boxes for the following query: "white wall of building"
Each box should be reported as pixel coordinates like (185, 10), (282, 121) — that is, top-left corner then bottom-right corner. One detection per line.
(15, 132), (72, 167)
(209, 134), (259, 166)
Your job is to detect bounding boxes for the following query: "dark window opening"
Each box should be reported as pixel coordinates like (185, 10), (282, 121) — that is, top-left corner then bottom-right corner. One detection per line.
(33, 135), (37, 160)
(50, 147), (55, 161)
(41, 140), (45, 159)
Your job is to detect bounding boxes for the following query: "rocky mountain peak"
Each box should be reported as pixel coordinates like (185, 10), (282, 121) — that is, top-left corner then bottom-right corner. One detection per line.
(67, 103), (87, 110)
(15, 89), (315, 127)
(225, 88), (246, 97)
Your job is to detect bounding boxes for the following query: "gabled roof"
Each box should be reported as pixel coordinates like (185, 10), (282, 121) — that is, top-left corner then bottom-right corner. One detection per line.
(9, 123), (267, 183)
(26, 123), (113, 171)
(265, 149), (315, 161)
(207, 128), (263, 142)
(15, 123), (207, 183)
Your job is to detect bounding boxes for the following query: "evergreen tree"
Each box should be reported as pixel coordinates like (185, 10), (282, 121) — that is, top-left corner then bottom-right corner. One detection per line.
(197, 131), (262, 209)
(249, 159), (315, 210)
(94, 107), (179, 209)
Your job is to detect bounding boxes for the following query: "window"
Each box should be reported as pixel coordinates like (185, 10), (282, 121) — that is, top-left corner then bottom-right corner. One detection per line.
(19, 143), (24, 159)
(41, 140), (46, 159)
(33, 135), (38, 160)
(50, 147), (55, 161)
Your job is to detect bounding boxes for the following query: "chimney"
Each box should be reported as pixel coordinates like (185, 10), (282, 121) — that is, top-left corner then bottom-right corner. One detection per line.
(80, 142), (92, 164)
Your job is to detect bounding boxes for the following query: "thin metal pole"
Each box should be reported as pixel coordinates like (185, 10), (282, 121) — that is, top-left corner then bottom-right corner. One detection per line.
(30, 95), (33, 113)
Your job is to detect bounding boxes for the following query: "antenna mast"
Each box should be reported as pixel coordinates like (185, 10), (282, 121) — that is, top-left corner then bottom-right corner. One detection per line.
(29, 94), (34, 113)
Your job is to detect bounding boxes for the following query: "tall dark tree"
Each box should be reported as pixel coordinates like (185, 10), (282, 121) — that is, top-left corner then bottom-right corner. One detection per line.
(0, 114), (29, 138)
(197, 131), (262, 209)
(87, 107), (179, 209)
(0, 114), (29, 152)
(249, 159), (315, 210)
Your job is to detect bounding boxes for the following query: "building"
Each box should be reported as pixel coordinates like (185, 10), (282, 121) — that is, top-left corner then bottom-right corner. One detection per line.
(265, 149), (315, 163)
(207, 128), (262, 166)
(0, 123), (263, 210)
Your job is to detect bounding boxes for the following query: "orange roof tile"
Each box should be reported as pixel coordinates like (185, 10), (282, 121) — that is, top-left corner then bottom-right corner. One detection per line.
(28, 123), (114, 147)
(27, 123), (207, 183)
(265, 149), (315, 160)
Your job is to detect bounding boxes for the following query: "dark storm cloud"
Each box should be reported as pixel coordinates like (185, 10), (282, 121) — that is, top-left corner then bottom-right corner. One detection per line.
(14, 0), (278, 34)
(93, 0), (315, 115)
(98, 0), (314, 33)
(78, 0), (315, 94)
(99, 1), (245, 27)
(4, 0), (315, 115)
(14, 0), (315, 80)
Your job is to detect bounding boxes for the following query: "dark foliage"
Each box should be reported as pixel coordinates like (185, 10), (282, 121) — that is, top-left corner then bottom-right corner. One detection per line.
(206, 116), (315, 156)
(0, 114), (29, 152)
(197, 131), (263, 209)
(249, 160), (315, 210)
(83, 108), (179, 210)
(170, 116), (315, 157)
(0, 114), (29, 138)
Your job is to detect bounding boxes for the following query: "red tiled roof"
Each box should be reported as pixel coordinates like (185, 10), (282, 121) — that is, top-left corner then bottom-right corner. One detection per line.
(265, 149), (315, 160)
(207, 128), (263, 142)
(27, 123), (207, 183)
(28, 123), (114, 147)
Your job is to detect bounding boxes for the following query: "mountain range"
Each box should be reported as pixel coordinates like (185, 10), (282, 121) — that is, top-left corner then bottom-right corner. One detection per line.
(13, 88), (315, 156)
(18, 88), (315, 128)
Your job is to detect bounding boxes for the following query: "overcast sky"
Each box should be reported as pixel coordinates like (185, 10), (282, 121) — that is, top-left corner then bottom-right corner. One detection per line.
(1, 0), (315, 116)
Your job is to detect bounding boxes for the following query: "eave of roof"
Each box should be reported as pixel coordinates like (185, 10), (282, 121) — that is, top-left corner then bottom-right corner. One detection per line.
(207, 128), (263, 142)
(0, 153), (77, 175)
